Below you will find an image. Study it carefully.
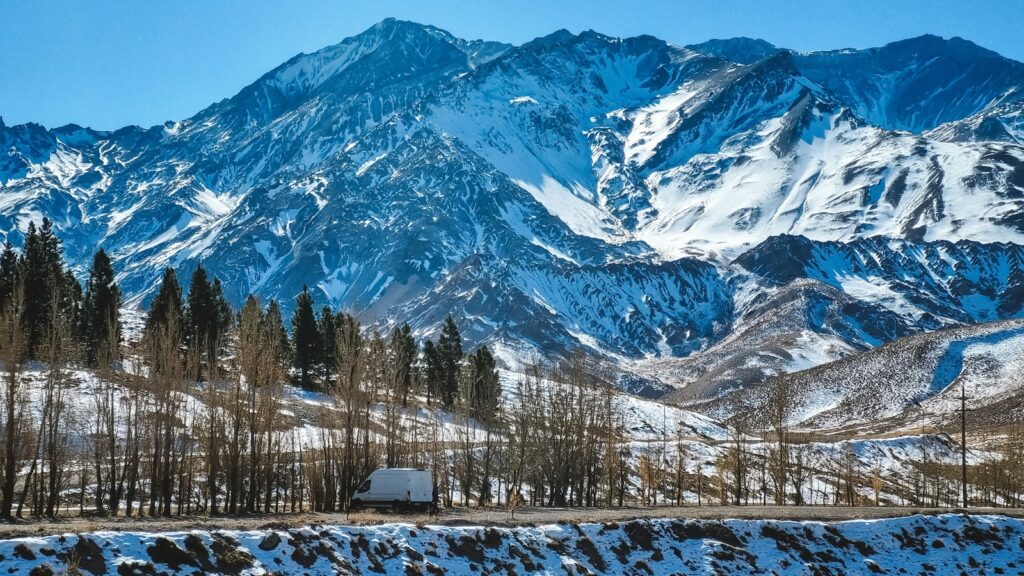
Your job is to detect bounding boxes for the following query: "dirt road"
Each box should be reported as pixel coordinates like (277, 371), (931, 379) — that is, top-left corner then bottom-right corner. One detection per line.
(1, 505), (1019, 539)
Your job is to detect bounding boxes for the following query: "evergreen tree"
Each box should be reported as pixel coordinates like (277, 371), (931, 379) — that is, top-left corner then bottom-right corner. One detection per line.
(185, 265), (216, 379)
(61, 268), (83, 348)
(436, 316), (463, 408)
(211, 278), (233, 364)
(0, 242), (18, 306)
(291, 286), (321, 390)
(318, 306), (337, 389)
(19, 219), (67, 358)
(390, 323), (416, 406)
(82, 249), (121, 368)
(265, 299), (291, 376)
(144, 267), (184, 375)
(468, 346), (500, 420)
(422, 339), (440, 406)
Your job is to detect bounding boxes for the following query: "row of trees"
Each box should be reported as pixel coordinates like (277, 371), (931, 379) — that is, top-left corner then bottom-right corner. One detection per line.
(0, 218), (121, 368)
(0, 220), (1014, 519)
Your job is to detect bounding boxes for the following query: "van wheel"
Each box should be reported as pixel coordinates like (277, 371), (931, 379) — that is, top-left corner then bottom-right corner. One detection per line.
(391, 501), (402, 514)
(350, 499), (362, 511)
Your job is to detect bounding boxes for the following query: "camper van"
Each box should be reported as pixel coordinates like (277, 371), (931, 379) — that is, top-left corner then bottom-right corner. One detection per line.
(350, 468), (436, 512)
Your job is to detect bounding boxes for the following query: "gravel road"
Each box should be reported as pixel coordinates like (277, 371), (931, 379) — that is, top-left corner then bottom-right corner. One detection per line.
(1, 505), (1019, 539)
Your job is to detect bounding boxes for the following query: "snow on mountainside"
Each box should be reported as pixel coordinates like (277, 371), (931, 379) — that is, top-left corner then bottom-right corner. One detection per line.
(3, 21), (1024, 385)
(792, 35), (1024, 134)
(686, 37), (781, 65)
(928, 102), (1024, 144)
(686, 318), (1024, 431)
(653, 234), (1024, 405)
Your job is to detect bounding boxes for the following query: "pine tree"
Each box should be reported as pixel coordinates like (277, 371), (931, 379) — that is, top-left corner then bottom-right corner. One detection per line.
(468, 346), (500, 420)
(266, 300), (290, 364)
(437, 316), (463, 408)
(61, 268), (83, 350)
(144, 267), (184, 375)
(210, 278), (233, 370)
(0, 242), (18, 306)
(422, 339), (440, 406)
(318, 307), (337, 389)
(82, 250), (121, 368)
(291, 286), (321, 390)
(19, 219), (67, 359)
(263, 299), (290, 383)
(390, 323), (416, 406)
(185, 265), (216, 380)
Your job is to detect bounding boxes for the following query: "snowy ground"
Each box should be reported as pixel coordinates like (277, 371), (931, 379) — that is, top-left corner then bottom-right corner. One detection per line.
(12, 364), (984, 509)
(1, 514), (1020, 575)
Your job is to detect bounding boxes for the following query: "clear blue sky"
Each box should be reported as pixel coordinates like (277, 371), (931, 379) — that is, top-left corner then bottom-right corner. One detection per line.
(2, 0), (1021, 130)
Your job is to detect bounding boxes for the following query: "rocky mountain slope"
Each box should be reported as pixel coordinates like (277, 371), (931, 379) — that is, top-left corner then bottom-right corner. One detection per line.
(693, 34), (1024, 134)
(677, 318), (1024, 431)
(651, 233), (1024, 402)
(3, 20), (1024, 393)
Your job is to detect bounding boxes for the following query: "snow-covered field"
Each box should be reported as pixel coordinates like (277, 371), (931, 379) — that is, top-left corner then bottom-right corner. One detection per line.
(14, 362), (981, 510)
(2, 514), (1019, 575)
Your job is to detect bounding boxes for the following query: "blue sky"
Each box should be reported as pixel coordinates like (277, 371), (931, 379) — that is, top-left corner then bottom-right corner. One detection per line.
(1, 0), (1020, 130)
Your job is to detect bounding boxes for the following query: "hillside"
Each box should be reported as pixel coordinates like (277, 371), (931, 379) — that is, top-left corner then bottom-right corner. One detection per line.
(674, 318), (1024, 431)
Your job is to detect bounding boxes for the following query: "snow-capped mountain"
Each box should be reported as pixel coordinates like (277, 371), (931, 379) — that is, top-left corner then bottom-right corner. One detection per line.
(685, 37), (781, 65)
(793, 35), (1024, 134)
(651, 234), (1024, 402)
(685, 35), (1024, 135)
(3, 20), (1024, 392)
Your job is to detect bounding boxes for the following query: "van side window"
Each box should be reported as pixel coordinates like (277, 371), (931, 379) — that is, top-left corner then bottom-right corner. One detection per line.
(357, 480), (371, 493)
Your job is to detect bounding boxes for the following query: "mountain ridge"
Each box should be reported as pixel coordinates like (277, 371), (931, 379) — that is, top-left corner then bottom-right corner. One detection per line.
(3, 20), (1024, 395)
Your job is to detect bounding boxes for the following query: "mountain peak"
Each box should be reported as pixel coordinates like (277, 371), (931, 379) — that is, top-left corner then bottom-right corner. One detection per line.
(686, 37), (781, 64)
(368, 17), (442, 40)
(523, 28), (577, 51)
(879, 34), (1007, 62)
(241, 20), (472, 103)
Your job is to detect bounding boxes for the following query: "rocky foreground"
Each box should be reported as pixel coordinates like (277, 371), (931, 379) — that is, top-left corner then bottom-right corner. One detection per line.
(0, 514), (1019, 575)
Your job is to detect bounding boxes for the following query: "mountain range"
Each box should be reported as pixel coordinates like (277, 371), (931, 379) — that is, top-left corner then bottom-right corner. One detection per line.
(3, 19), (1023, 407)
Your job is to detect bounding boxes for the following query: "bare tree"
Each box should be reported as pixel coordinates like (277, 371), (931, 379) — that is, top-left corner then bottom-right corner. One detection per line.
(0, 283), (26, 519)
(765, 378), (792, 505)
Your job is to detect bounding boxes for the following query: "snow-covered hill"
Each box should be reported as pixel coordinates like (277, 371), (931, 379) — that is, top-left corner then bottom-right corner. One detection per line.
(4, 20), (1024, 382)
(3, 515), (1021, 575)
(682, 318), (1024, 430)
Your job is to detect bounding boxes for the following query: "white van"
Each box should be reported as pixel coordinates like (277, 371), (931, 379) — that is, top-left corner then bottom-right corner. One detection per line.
(351, 468), (437, 512)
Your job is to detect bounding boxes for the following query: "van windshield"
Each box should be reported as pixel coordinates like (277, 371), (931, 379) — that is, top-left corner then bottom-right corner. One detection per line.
(357, 479), (371, 493)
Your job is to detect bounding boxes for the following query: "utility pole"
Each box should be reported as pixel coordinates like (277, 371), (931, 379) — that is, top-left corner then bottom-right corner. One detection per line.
(959, 379), (969, 508)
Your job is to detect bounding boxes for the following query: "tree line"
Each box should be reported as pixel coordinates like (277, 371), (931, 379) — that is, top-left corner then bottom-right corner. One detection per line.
(0, 219), (1016, 520)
